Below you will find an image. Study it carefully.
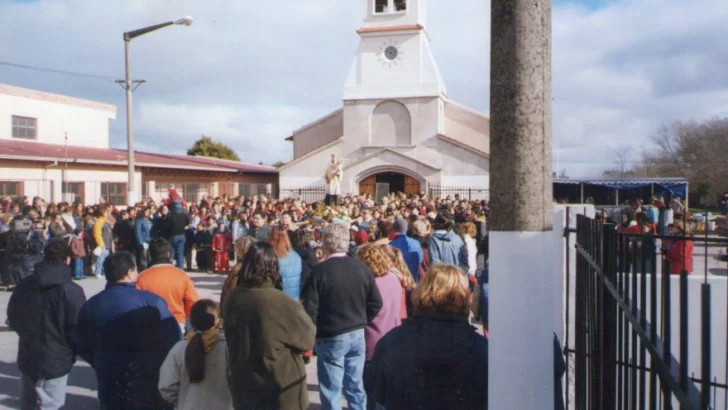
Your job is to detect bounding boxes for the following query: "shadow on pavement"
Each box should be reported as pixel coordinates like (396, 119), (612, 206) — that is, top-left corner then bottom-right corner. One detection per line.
(0, 361), (99, 406)
(710, 268), (728, 276)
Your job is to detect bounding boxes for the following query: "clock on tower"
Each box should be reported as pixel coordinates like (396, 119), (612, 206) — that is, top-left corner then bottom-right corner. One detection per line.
(343, 0), (444, 100)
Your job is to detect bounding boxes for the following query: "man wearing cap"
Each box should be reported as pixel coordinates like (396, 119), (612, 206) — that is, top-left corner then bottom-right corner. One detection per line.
(389, 217), (424, 283)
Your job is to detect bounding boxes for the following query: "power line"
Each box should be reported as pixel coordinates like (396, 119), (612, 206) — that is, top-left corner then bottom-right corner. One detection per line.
(0, 60), (117, 81)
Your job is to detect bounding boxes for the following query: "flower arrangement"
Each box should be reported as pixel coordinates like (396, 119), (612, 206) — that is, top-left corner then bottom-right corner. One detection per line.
(313, 201), (352, 224)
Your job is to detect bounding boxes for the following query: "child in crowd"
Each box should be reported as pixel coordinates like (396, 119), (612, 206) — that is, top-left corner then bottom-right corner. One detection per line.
(211, 221), (232, 273)
(194, 223), (212, 272)
(158, 300), (232, 410)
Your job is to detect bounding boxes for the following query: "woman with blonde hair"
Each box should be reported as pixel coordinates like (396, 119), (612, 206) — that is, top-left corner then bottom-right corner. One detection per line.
(379, 245), (415, 318)
(219, 236), (254, 316)
(364, 264), (488, 410)
(461, 222), (478, 277)
(356, 244), (402, 366)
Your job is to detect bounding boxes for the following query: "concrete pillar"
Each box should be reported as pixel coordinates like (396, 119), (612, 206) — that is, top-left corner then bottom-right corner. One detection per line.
(489, 0), (554, 409)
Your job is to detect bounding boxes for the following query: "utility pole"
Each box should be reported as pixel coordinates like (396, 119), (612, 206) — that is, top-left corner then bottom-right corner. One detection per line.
(117, 16), (193, 206)
(488, 0), (555, 409)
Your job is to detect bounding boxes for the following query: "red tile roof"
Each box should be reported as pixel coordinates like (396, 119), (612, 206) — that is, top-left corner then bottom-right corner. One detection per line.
(0, 139), (240, 172)
(156, 153), (278, 174)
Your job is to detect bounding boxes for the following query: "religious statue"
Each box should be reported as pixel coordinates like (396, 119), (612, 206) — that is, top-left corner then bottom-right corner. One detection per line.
(324, 154), (343, 206)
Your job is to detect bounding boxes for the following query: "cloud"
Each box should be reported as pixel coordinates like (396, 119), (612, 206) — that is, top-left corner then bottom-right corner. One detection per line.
(1, 0), (727, 177)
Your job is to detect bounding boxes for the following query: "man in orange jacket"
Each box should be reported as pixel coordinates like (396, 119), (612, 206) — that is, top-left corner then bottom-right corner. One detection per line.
(136, 238), (200, 335)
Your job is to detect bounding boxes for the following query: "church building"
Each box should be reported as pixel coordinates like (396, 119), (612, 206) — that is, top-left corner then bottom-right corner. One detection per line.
(279, 0), (490, 200)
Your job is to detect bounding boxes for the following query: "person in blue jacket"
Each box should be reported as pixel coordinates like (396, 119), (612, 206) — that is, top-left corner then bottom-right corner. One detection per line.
(389, 217), (424, 283)
(134, 207), (153, 271)
(428, 210), (469, 271)
(76, 251), (181, 410)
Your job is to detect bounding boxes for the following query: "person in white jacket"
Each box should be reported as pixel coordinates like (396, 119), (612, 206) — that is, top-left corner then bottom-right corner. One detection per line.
(461, 222), (479, 277)
(158, 299), (233, 410)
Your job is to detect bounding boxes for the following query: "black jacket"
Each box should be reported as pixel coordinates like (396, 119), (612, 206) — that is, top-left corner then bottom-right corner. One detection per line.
(7, 260), (87, 381)
(113, 219), (136, 252)
(301, 256), (382, 339)
(162, 213), (190, 238)
(365, 313), (488, 410)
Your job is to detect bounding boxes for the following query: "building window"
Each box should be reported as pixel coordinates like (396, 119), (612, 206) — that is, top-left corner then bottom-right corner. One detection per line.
(183, 183), (212, 203)
(375, 0), (388, 13)
(62, 182), (84, 204)
(256, 184), (270, 196)
(0, 181), (21, 197)
(12, 116), (37, 139)
(101, 182), (127, 206)
(239, 183), (252, 198)
(375, 0), (405, 13)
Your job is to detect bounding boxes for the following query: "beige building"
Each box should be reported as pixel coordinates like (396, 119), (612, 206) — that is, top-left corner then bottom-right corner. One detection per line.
(0, 84), (277, 205)
(279, 0), (489, 199)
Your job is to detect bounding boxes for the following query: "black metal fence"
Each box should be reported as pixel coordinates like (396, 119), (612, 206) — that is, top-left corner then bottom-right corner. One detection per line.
(428, 185), (489, 201)
(570, 214), (726, 409)
(278, 186), (326, 204)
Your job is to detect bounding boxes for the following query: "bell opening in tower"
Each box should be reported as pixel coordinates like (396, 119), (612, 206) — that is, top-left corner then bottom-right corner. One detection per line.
(375, 0), (388, 13)
(395, 0), (407, 12)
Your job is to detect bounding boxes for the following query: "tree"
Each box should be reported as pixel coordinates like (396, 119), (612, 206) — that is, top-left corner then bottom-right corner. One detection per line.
(272, 161), (287, 168)
(187, 135), (240, 161)
(602, 145), (635, 178)
(643, 118), (728, 197)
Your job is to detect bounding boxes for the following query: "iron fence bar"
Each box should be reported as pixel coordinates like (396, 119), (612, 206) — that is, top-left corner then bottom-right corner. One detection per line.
(650, 249), (659, 410)
(639, 243), (649, 410)
(575, 216), (587, 409)
(603, 226), (618, 410)
(680, 269), (689, 410)
(663, 259), (674, 410)
(618, 232), (626, 409)
(632, 240), (639, 410)
(575, 243), (702, 409)
(625, 239), (633, 410)
(565, 348), (728, 390)
(701, 283), (711, 410)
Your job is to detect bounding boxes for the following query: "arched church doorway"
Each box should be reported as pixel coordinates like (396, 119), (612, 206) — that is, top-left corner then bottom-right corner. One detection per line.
(359, 172), (421, 198)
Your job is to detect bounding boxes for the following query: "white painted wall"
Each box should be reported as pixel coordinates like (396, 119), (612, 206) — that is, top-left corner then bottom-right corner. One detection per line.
(440, 176), (489, 189)
(0, 86), (116, 148)
(344, 0), (444, 101)
(0, 165), (140, 205)
(489, 231), (555, 409)
(279, 141), (343, 190)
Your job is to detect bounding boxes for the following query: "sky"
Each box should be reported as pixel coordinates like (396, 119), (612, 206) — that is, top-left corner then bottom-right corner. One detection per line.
(1, 0), (728, 177)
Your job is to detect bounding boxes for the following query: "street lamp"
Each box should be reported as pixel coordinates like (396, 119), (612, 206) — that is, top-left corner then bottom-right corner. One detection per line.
(122, 16), (193, 206)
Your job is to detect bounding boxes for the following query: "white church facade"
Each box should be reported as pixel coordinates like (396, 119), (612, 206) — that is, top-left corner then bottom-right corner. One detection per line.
(279, 0), (490, 199)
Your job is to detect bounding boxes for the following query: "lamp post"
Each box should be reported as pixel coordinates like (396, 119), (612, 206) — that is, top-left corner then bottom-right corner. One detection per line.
(122, 16), (193, 206)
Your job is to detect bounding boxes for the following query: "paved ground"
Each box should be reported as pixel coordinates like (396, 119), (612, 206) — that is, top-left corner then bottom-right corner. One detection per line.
(0, 271), (336, 410)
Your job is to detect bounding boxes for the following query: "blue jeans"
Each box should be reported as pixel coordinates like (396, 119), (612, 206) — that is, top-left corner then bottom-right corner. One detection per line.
(72, 258), (84, 279)
(316, 328), (367, 410)
(21, 372), (68, 410)
(170, 235), (186, 269)
(94, 249), (110, 278)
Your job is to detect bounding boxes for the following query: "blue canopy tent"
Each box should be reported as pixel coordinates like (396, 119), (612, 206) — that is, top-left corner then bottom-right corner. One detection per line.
(553, 178), (689, 206)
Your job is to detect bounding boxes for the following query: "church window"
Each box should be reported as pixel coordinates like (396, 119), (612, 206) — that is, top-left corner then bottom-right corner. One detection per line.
(375, 0), (388, 13)
(394, 0), (407, 11)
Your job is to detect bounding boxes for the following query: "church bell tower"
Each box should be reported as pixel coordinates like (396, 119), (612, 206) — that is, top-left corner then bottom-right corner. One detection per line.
(343, 0), (445, 100)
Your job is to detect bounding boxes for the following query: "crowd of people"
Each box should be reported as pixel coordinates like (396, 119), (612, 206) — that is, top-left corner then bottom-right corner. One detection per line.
(0, 188), (496, 410)
(0, 185), (695, 409)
